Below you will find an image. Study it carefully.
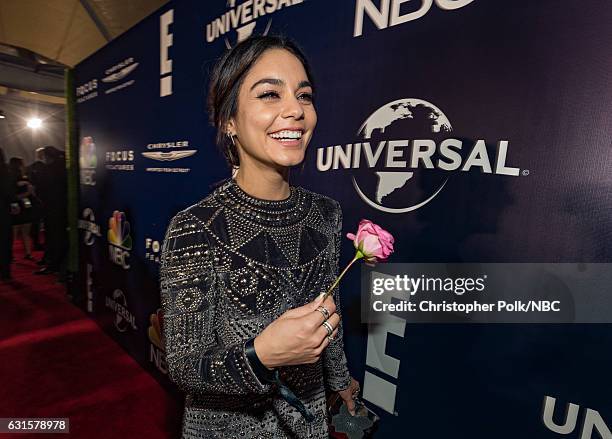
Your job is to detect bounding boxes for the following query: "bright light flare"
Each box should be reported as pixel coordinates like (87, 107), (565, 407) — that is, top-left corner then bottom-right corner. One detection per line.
(27, 118), (42, 129)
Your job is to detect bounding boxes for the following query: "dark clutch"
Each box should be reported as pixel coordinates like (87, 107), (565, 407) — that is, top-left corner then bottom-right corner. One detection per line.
(326, 391), (380, 439)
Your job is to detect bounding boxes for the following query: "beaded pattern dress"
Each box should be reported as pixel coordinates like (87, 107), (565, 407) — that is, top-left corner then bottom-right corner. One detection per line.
(160, 178), (351, 438)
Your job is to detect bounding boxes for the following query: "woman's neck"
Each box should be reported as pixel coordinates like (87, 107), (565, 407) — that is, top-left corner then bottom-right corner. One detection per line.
(234, 165), (290, 201)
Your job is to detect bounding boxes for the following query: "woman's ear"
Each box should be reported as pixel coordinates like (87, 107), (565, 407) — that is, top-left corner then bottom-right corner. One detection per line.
(226, 119), (236, 136)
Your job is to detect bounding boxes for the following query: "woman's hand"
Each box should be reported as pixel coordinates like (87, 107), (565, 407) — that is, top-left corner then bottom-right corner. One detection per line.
(254, 294), (340, 369)
(337, 377), (361, 416)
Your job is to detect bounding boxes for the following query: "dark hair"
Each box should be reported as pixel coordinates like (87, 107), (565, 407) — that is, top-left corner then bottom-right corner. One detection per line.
(8, 157), (24, 179)
(207, 34), (316, 169)
(42, 145), (64, 163)
(0, 147), (6, 176)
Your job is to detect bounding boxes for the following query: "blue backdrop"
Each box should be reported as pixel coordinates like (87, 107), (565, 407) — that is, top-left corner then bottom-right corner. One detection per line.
(75, 1), (612, 437)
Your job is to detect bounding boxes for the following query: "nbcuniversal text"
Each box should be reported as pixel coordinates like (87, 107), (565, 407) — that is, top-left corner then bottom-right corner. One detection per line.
(361, 264), (612, 323)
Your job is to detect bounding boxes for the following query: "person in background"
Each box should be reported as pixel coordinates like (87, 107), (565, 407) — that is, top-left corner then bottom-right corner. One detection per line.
(34, 146), (67, 277)
(27, 147), (47, 253)
(8, 157), (35, 261)
(0, 148), (17, 280)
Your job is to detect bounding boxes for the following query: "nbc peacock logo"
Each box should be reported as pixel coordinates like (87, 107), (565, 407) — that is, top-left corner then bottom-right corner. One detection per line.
(108, 210), (132, 269)
(79, 136), (97, 186)
(148, 309), (164, 350)
(148, 308), (167, 374)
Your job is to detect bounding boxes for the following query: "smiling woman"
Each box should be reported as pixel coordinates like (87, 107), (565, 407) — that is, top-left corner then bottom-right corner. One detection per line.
(207, 38), (317, 189)
(159, 35), (359, 439)
(225, 47), (316, 184)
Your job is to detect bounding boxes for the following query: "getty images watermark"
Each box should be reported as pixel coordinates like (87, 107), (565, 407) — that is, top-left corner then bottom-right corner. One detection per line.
(361, 264), (612, 323)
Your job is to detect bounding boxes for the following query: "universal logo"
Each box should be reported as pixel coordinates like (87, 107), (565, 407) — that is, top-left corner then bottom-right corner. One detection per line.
(79, 136), (97, 185)
(106, 289), (138, 332)
(316, 98), (524, 213)
(103, 57), (138, 95)
(108, 211), (132, 269)
(143, 140), (195, 173)
(206, 0), (305, 48)
(78, 208), (101, 246)
(145, 238), (161, 263)
(105, 150), (135, 171)
(354, 0), (476, 37)
(542, 396), (611, 439)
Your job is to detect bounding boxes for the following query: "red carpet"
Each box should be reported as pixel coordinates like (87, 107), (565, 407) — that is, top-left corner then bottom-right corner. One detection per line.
(0, 241), (182, 438)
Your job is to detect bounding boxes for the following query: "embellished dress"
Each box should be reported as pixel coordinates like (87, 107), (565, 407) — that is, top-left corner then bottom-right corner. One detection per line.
(160, 178), (351, 438)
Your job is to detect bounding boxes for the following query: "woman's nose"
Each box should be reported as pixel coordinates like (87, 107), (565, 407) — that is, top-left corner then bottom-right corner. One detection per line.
(281, 95), (304, 119)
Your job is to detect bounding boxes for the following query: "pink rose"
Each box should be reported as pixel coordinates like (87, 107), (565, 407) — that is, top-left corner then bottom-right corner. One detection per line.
(321, 219), (393, 301)
(346, 219), (394, 264)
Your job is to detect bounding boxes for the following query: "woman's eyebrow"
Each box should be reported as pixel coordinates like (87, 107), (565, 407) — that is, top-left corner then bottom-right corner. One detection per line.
(250, 78), (312, 91)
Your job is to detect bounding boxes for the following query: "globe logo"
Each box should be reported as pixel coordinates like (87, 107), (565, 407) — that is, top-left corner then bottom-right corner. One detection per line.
(80, 208), (101, 246)
(353, 98), (453, 213)
(224, 17), (271, 50)
(358, 98), (452, 138)
(318, 100), (522, 214)
(111, 289), (137, 332)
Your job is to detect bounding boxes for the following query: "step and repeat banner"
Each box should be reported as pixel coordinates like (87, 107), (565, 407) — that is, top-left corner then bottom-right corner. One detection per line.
(75, 1), (612, 437)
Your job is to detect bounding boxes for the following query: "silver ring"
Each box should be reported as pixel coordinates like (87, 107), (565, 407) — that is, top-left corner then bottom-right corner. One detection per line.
(327, 334), (335, 342)
(322, 320), (333, 336)
(315, 308), (328, 321)
(316, 305), (330, 320)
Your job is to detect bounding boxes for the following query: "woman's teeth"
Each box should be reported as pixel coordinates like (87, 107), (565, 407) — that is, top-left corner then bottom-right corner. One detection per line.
(269, 130), (303, 140)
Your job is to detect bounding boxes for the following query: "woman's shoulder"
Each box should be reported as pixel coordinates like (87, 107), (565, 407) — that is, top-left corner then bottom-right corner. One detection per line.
(299, 186), (341, 215)
(166, 185), (226, 233)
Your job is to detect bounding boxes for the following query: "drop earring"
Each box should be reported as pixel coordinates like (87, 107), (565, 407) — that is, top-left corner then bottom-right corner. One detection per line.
(227, 132), (236, 147)
(226, 132), (239, 178)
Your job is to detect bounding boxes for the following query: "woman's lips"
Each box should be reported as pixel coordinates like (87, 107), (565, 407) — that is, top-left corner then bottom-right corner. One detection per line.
(268, 135), (303, 147)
